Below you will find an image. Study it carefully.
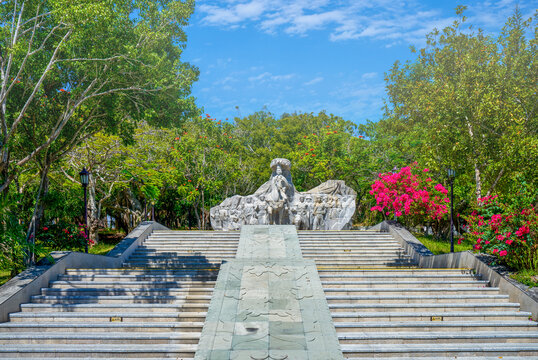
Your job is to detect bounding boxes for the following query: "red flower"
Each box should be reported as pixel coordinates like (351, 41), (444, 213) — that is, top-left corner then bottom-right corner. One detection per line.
(43, 227), (48, 231)
(175, 137), (180, 140)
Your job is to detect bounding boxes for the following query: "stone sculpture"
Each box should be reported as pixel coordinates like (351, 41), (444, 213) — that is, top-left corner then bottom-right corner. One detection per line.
(210, 158), (356, 230)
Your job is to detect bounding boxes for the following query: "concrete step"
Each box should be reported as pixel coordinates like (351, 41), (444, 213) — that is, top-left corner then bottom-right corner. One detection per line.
(31, 294), (212, 304)
(57, 274), (217, 281)
(322, 280), (490, 288)
(323, 287), (500, 295)
(127, 255), (235, 261)
(20, 303), (209, 313)
(0, 321), (204, 333)
(328, 302), (521, 312)
(9, 311), (207, 322)
(312, 260), (417, 267)
(340, 343), (538, 357)
(49, 280), (215, 288)
(122, 263), (223, 269)
(334, 320), (538, 332)
(65, 268), (220, 276)
(0, 343), (197, 358)
(0, 331), (201, 344)
(338, 331), (538, 344)
(326, 294), (510, 304)
(320, 273), (480, 281)
(331, 310), (532, 322)
(345, 357), (533, 360)
(41, 287), (213, 296)
(318, 268), (475, 275)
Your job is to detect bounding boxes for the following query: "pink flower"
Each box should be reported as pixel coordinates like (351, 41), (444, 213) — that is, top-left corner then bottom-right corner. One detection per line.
(505, 239), (513, 245)
(493, 248), (499, 254)
(515, 226), (530, 238)
(499, 250), (508, 257)
(423, 168), (429, 172)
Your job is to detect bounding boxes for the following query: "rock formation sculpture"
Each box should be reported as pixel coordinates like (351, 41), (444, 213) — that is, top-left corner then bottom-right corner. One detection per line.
(210, 158), (356, 230)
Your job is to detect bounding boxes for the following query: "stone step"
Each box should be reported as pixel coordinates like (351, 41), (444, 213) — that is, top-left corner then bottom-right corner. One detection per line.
(57, 274), (217, 281)
(326, 294), (510, 304)
(320, 274), (480, 281)
(345, 357), (531, 360)
(322, 280), (490, 288)
(338, 331), (538, 344)
(301, 247), (405, 252)
(0, 322), (204, 333)
(9, 311), (207, 322)
(0, 331), (201, 344)
(301, 252), (408, 258)
(334, 320), (538, 332)
(134, 248), (237, 253)
(340, 343), (538, 357)
(49, 280), (215, 288)
(20, 303), (209, 313)
(312, 259), (416, 266)
(139, 243), (238, 248)
(122, 263), (223, 269)
(127, 255), (235, 261)
(323, 287), (498, 295)
(328, 302), (520, 312)
(41, 288), (213, 296)
(331, 310), (532, 322)
(0, 344), (197, 358)
(31, 294), (212, 304)
(317, 268), (475, 275)
(65, 268), (220, 276)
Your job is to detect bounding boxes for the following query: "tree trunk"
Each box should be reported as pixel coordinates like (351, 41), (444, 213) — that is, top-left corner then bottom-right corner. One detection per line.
(87, 178), (99, 245)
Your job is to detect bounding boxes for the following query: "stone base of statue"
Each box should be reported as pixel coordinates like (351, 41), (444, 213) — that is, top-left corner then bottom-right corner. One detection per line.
(210, 158), (356, 231)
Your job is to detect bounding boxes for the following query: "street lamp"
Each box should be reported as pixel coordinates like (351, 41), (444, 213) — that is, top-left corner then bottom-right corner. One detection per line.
(79, 167), (90, 253)
(448, 168), (456, 253)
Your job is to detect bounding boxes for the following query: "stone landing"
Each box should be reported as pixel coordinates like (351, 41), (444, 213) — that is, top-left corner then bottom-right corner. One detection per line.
(195, 225), (343, 360)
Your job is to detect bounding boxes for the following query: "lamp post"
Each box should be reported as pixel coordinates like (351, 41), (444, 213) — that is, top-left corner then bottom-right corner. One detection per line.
(448, 168), (456, 253)
(79, 167), (90, 253)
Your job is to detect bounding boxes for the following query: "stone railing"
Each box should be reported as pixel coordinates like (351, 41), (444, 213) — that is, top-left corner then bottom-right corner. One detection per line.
(371, 220), (538, 320)
(0, 221), (168, 323)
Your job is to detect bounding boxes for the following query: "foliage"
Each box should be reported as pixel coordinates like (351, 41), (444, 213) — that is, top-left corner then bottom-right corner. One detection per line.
(369, 164), (450, 228)
(36, 221), (90, 251)
(510, 269), (538, 288)
(379, 7), (537, 202)
(412, 232), (473, 255)
(0, 197), (29, 276)
(462, 191), (538, 271)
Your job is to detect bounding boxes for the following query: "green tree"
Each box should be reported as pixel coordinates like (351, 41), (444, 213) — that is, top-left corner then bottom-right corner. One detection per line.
(380, 6), (537, 202)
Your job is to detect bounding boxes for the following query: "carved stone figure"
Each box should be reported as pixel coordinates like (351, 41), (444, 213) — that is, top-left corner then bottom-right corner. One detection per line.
(210, 158), (356, 230)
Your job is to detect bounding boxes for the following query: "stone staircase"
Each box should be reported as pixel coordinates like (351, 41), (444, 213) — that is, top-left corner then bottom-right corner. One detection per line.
(298, 230), (538, 359)
(0, 230), (239, 358)
(1, 228), (537, 358)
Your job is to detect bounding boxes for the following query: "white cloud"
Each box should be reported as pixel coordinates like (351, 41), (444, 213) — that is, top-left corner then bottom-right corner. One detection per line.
(304, 77), (324, 86)
(361, 72), (377, 80)
(197, 1), (536, 45)
(248, 71), (295, 83)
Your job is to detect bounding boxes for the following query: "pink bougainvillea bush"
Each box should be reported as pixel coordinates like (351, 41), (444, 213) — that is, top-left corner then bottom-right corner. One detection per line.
(369, 163), (449, 225)
(462, 194), (538, 271)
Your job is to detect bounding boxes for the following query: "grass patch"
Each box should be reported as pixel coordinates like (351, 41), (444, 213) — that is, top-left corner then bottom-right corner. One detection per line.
(0, 270), (11, 286)
(412, 232), (474, 255)
(510, 269), (538, 288)
(89, 240), (119, 256)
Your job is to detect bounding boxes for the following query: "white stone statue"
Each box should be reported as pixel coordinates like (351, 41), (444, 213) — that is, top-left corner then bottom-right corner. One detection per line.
(210, 158), (356, 230)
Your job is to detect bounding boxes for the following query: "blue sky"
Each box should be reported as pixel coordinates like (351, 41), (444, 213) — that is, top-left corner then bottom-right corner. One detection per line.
(183, 0), (537, 124)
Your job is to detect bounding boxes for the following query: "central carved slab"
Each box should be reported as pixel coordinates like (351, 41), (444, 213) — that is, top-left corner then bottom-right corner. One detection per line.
(195, 225), (343, 360)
